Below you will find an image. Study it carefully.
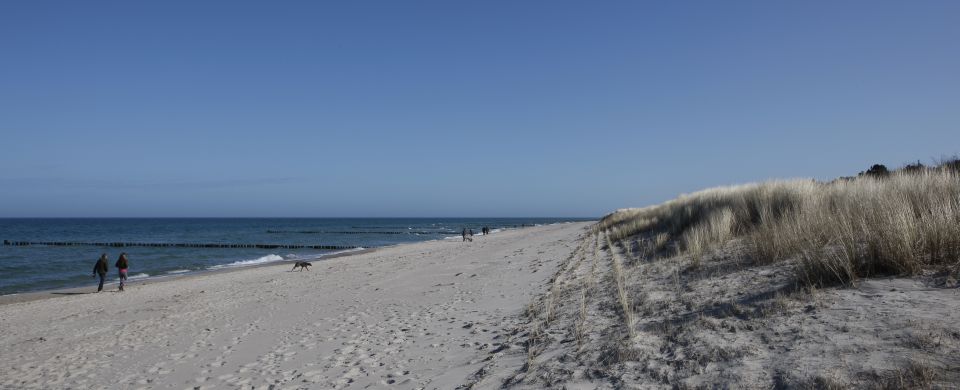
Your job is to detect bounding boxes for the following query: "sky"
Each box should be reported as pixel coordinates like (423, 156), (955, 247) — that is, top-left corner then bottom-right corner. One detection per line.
(1, 1), (958, 218)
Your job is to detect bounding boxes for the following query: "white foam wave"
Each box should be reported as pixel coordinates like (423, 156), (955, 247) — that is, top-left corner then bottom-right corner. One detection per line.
(127, 273), (150, 280)
(209, 254), (284, 270)
(166, 269), (190, 274)
(322, 247), (366, 257)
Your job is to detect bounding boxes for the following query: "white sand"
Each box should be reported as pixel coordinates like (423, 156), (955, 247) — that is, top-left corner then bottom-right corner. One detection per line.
(493, 234), (960, 388)
(0, 222), (591, 389)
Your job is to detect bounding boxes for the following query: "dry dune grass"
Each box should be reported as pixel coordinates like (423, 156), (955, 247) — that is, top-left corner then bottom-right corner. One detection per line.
(597, 165), (960, 286)
(499, 221), (960, 388)
(477, 162), (960, 388)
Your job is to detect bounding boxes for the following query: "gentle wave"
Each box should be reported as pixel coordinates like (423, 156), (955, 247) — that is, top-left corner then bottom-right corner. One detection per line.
(326, 247), (366, 256)
(208, 254), (285, 269)
(165, 269), (190, 274)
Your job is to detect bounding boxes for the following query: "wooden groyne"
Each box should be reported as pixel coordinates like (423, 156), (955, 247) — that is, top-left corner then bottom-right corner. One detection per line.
(2, 240), (361, 250)
(266, 230), (459, 235)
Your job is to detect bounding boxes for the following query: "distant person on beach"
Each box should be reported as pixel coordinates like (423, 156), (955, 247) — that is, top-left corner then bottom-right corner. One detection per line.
(462, 228), (468, 242)
(91, 253), (109, 292)
(115, 253), (129, 291)
(468, 229), (474, 241)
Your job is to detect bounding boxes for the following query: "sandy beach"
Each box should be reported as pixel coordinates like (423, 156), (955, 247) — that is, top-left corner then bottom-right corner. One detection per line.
(0, 222), (592, 389)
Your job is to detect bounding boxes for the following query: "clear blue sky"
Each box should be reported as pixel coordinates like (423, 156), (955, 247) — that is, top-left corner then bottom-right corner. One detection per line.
(1, 1), (958, 217)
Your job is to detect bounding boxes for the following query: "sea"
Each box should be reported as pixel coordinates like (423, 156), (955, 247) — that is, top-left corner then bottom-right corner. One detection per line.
(0, 218), (591, 296)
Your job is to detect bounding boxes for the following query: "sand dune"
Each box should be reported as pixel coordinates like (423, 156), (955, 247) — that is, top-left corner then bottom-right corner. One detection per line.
(480, 229), (960, 388)
(0, 222), (591, 389)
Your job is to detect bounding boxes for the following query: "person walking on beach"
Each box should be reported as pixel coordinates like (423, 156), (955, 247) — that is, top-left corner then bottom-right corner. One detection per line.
(91, 253), (109, 292)
(115, 252), (129, 291)
(462, 228), (468, 242)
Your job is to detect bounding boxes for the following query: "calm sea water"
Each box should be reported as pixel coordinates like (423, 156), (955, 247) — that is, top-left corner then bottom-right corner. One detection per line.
(0, 218), (591, 295)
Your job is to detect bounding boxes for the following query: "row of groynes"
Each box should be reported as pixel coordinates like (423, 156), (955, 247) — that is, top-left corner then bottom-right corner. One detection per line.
(266, 230), (459, 235)
(2, 240), (361, 250)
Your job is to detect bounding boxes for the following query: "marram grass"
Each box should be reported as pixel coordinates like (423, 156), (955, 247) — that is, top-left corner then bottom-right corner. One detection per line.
(599, 168), (960, 286)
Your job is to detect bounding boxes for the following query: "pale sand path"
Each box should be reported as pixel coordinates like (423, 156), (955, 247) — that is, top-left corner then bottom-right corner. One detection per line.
(0, 222), (591, 389)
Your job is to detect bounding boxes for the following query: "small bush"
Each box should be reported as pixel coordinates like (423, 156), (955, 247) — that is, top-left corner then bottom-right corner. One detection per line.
(860, 164), (890, 178)
(899, 160), (926, 174)
(936, 156), (960, 173)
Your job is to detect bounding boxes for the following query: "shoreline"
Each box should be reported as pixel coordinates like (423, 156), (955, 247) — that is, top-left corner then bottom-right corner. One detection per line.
(0, 221), (592, 389)
(0, 222), (568, 306)
(0, 224), (563, 304)
(0, 247), (379, 306)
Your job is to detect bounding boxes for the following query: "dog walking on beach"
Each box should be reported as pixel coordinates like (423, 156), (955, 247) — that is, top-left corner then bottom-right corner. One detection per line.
(292, 261), (312, 271)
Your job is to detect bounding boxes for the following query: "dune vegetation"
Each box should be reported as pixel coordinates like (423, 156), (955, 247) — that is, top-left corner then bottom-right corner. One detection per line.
(487, 159), (960, 388)
(597, 159), (960, 287)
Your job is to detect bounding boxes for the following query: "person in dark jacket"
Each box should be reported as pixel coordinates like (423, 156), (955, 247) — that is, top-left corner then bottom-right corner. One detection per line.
(91, 253), (109, 292)
(115, 253), (129, 292)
